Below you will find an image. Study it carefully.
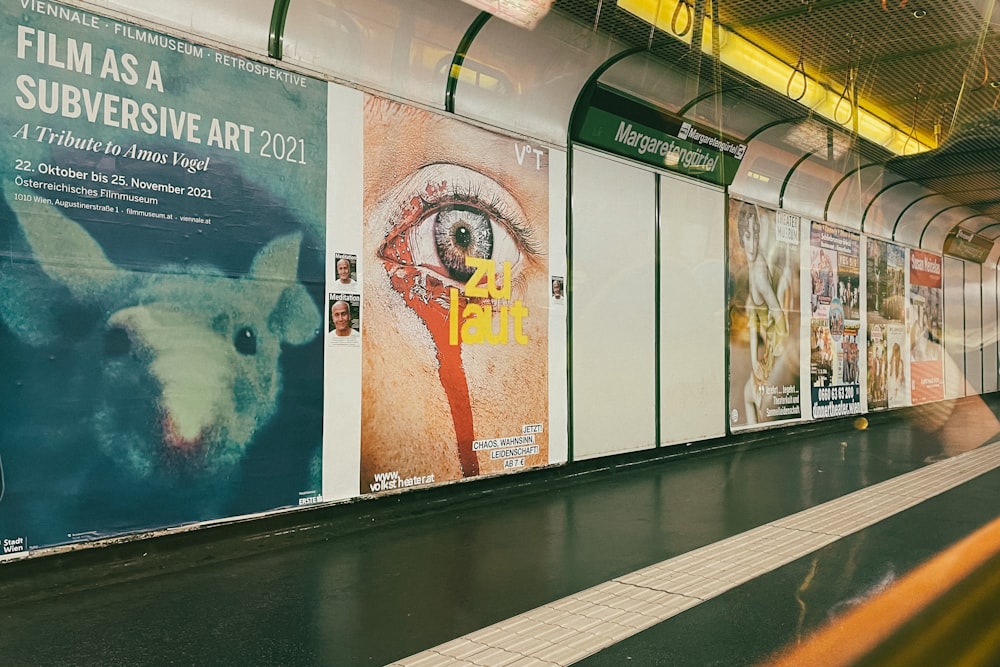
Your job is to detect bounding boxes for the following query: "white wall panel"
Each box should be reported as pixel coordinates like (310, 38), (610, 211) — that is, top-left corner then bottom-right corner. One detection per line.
(460, 12), (618, 146)
(571, 148), (656, 459)
(323, 84), (364, 501)
(965, 262), (984, 395)
(77, 0), (274, 54)
(600, 53), (691, 118)
(986, 267), (1000, 393)
(548, 148), (569, 465)
(284, 0), (479, 111)
(659, 175), (725, 444)
(943, 257), (967, 399)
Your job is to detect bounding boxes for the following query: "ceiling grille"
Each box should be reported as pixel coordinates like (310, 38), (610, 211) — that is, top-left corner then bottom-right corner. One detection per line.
(552, 0), (1000, 224)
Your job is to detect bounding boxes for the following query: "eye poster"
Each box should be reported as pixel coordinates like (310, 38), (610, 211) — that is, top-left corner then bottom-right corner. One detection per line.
(0, 2), (326, 552)
(808, 222), (862, 419)
(909, 249), (945, 404)
(361, 95), (550, 490)
(727, 199), (801, 430)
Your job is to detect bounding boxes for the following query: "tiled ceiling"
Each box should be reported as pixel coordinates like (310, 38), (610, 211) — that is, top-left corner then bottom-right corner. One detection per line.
(551, 0), (1000, 221)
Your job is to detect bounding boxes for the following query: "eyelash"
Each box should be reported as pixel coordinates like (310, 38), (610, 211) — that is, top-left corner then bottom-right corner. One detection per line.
(376, 163), (541, 289)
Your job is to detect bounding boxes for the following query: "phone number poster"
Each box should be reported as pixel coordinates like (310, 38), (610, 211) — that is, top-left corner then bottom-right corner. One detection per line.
(0, 3), (327, 551)
(727, 200), (801, 430)
(866, 239), (909, 410)
(361, 95), (549, 491)
(808, 222), (862, 418)
(909, 249), (945, 404)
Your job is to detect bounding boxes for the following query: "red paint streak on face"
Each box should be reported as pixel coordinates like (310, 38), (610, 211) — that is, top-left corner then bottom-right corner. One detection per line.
(381, 224), (479, 477)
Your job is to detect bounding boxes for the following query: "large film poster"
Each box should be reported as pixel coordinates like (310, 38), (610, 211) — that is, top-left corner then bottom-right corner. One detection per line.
(361, 96), (549, 491)
(0, 4), (326, 553)
(866, 239), (909, 410)
(728, 200), (801, 430)
(909, 250), (945, 404)
(808, 222), (862, 418)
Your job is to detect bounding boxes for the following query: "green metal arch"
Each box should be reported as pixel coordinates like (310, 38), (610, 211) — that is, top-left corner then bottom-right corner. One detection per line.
(973, 221), (1000, 237)
(268, 0), (292, 60)
(445, 12), (492, 113)
(677, 84), (754, 117)
(917, 204), (978, 245)
(778, 150), (817, 210)
(564, 45), (646, 462)
(918, 204), (970, 247)
(741, 116), (809, 145)
(890, 193), (949, 240)
(567, 47), (647, 139)
(949, 213), (994, 237)
(823, 162), (882, 221)
(861, 178), (915, 234)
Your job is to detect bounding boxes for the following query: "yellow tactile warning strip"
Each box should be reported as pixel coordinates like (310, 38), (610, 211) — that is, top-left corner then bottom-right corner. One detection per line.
(389, 440), (1000, 667)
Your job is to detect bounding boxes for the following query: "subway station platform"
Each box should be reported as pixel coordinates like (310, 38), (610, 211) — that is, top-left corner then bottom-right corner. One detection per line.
(2, 396), (1000, 666)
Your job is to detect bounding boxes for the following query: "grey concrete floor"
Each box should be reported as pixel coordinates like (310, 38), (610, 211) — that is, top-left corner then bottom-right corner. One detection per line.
(1, 397), (999, 666)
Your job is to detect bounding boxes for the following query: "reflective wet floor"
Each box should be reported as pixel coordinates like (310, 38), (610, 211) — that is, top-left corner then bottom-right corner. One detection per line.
(1, 397), (999, 666)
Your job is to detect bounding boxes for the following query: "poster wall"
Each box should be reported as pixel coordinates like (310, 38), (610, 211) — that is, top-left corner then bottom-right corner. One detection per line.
(866, 238), (909, 410)
(909, 249), (945, 404)
(0, 3), (327, 552)
(808, 222), (862, 418)
(727, 199), (801, 430)
(360, 95), (550, 491)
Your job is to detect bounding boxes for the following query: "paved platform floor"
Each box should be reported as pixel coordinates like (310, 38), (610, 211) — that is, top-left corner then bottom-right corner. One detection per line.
(2, 396), (1000, 666)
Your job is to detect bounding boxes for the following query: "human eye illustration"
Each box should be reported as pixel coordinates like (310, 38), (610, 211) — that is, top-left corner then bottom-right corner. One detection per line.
(368, 161), (544, 479)
(376, 162), (541, 303)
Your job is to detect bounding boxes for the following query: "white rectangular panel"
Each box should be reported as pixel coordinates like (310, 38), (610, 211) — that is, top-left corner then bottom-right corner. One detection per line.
(943, 257), (967, 399)
(83, 0), (274, 55)
(548, 148), (568, 465)
(323, 83), (365, 501)
(965, 263), (984, 395)
(659, 175), (725, 443)
(571, 148), (656, 459)
(284, 0), (479, 112)
(985, 267), (999, 393)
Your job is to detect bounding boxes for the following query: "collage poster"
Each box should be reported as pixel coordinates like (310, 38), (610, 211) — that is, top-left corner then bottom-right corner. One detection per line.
(360, 95), (550, 491)
(809, 222), (863, 418)
(866, 239), (909, 410)
(0, 3), (327, 550)
(909, 249), (945, 404)
(727, 200), (801, 429)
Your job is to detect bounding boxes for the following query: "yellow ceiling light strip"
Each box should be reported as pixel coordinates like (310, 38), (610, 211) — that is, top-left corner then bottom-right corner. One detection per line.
(617, 0), (932, 155)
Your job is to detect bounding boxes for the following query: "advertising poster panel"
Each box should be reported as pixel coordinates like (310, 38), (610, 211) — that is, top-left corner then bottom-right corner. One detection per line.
(808, 222), (862, 418)
(0, 3), (327, 552)
(727, 200), (801, 429)
(866, 239), (909, 410)
(361, 95), (549, 491)
(909, 249), (945, 404)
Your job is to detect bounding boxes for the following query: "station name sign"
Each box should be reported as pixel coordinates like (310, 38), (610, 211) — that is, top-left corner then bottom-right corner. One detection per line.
(943, 228), (994, 264)
(574, 86), (747, 186)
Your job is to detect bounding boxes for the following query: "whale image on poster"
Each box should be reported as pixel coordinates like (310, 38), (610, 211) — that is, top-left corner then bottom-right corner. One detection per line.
(361, 95), (549, 490)
(0, 3), (327, 551)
